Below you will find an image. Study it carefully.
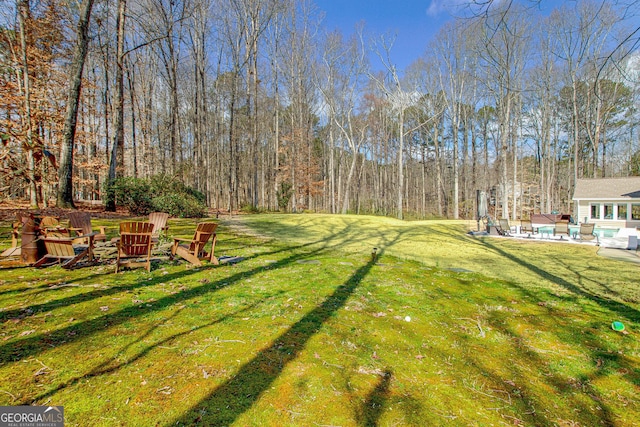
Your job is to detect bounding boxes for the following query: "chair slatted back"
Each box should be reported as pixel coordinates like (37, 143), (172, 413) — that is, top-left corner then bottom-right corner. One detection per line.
(68, 212), (107, 243)
(120, 221), (154, 234)
(68, 212), (93, 235)
(149, 212), (169, 238)
(189, 223), (218, 254)
(119, 233), (153, 256)
(40, 216), (60, 228)
(118, 222), (154, 257)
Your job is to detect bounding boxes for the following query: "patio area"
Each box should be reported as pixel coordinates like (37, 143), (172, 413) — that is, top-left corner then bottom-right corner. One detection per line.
(470, 221), (640, 264)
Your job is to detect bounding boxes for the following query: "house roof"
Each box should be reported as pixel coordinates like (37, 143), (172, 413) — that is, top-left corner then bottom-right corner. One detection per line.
(573, 177), (640, 200)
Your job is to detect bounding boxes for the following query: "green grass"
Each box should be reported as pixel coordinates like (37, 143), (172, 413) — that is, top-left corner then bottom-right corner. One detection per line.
(0, 213), (638, 426)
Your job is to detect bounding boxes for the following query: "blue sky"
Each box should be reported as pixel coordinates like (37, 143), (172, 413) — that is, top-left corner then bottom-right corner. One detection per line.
(313, 0), (566, 71)
(315, 0), (450, 70)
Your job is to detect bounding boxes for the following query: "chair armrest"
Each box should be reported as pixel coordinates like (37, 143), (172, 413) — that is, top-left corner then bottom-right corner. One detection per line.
(172, 237), (192, 244)
(75, 232), (98, 242)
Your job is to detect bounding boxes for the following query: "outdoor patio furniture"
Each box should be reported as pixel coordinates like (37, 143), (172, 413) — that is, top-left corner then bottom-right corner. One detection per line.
(599, 228), (638, 250)
(520, 220), (537, 236)
(554, 220), (570, 240)
(1, 213), (30, 258)
(496, 218), (512, 236)
(34, 232), (97, 269)
(39, 216), (70, 238)
(149, 212), (170, 242)
(573, 223), (597, 243)
(170, 222), (219, 267)
(116, 222), (154, 272)
(68, 212), (107, 244)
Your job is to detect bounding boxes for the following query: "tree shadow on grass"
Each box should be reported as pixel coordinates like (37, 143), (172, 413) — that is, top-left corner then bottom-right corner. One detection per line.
(477, 239), (640, 323)
(0, 220), (378, 365)
(169, 253), (379, 426)
(0, 230), (330, 325)
(356, 370), (393, 427)
(22, 290), (286, 405)
(0, 240), (326, 364)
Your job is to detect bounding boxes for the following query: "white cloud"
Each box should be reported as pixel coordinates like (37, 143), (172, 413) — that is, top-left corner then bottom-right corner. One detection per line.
(426, 0), (507, 18)
(426, 0), (472, 17)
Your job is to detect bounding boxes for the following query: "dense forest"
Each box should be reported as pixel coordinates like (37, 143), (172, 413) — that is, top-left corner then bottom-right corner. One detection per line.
(1, 0), (639, 220)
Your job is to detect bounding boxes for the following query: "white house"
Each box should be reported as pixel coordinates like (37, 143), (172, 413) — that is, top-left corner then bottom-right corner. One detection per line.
(573, 177), (640, 228)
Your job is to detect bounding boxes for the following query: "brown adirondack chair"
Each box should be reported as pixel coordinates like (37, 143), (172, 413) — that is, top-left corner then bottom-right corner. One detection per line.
(68, 212), (107, 244)
(148, 212), (170, 242)
(34, 232), (97, 269)
(39, 216), (70, 238)
(116, 222), (154, 272)
(170, 222), (219, 267)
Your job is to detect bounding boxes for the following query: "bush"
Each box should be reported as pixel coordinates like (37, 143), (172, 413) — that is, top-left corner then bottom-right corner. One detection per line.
(277, 182), (293, 211)
(108, 177), (154, 215)
(106, 175), (207, 218)
(152, 193), (206, 218)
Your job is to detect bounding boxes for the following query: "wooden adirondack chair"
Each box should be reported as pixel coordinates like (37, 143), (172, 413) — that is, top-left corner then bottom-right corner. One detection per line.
(170, 222), (218, 267)
(148, 212), (170, 242)
(34, 232), (97, 269)
(68, 212), (107, 243)
(116, 222), (154, 272)
(39, 216), (70, 238)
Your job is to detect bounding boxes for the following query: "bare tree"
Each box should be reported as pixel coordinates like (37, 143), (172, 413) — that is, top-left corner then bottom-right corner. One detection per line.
(548, 0), (618, 200)
(57, 0), (96, 208)
(106, 0), (126, 211)
(472, 3), (530, 219)
(432, 20), (478, 219)
(317, 29), (369, 214)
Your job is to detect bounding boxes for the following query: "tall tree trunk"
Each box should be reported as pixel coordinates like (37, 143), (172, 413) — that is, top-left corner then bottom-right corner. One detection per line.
(57, 0), (95, 208)
(106, 0), (126, 212)
(397, 107), (404, 220)
(17, 0), (38, 208)
(452, 105), (459, 219)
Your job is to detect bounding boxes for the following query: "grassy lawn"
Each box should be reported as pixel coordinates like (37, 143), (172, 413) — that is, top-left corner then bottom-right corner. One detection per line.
(0, 213), (638, 426)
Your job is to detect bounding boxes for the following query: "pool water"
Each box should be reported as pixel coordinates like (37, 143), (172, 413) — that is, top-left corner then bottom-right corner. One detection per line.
(535, 225), (620, 238)
(568, 226), (619, 238)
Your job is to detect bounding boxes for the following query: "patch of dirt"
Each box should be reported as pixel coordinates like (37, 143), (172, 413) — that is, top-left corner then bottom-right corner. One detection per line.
(221, 216), (270, 240)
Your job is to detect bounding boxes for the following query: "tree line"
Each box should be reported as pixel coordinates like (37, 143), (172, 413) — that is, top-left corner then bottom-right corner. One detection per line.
(1, 0), (639, 220)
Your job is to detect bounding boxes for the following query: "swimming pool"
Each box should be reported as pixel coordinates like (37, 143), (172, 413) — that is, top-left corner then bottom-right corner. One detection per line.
(535, 225), (620, 238)
(569, 226), (619, 238)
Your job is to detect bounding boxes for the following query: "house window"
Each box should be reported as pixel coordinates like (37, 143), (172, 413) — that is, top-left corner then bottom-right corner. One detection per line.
(604, 204), (614, 219)
(618, 204), (628, 220)
(632, 204), (640, 221)
(590, 203), (601, 219)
